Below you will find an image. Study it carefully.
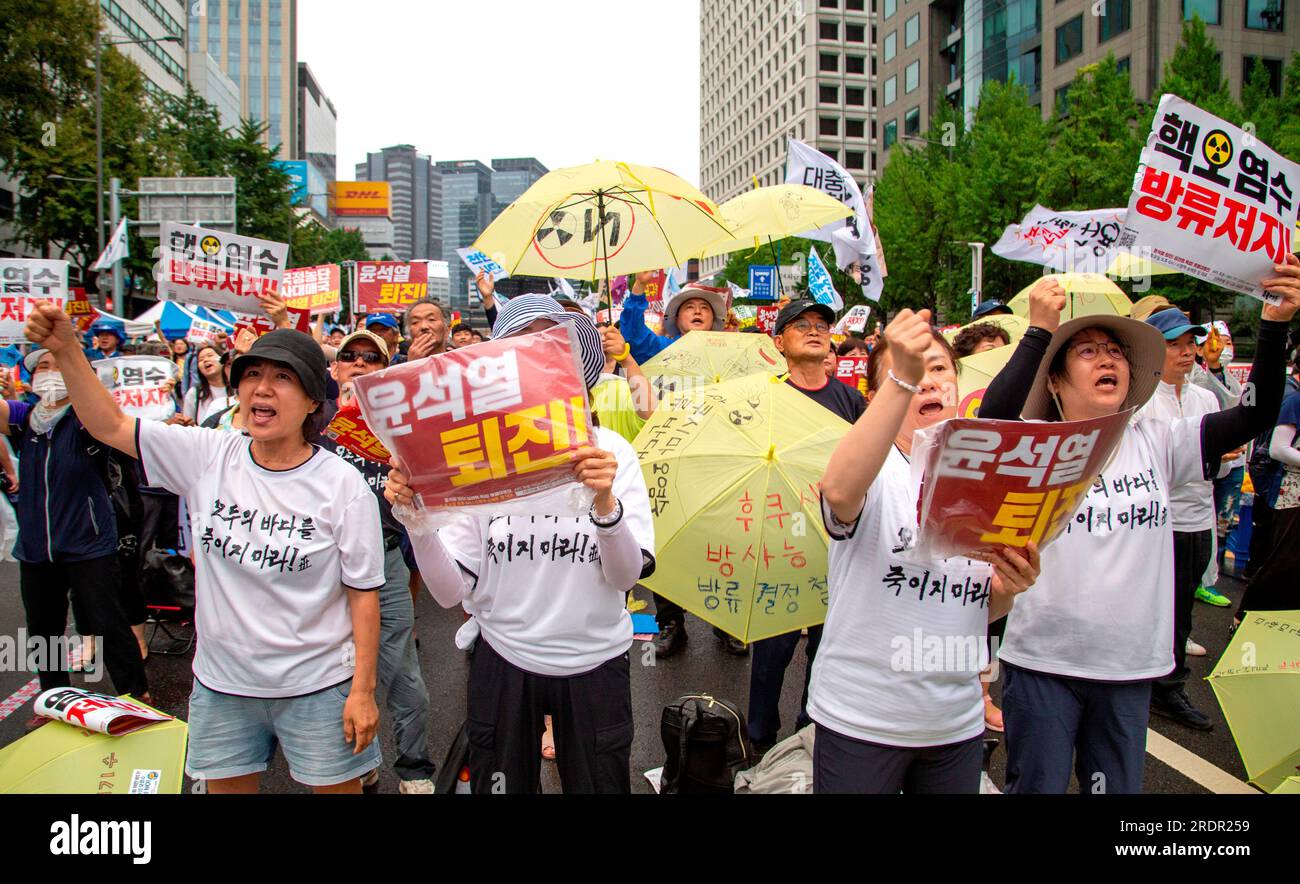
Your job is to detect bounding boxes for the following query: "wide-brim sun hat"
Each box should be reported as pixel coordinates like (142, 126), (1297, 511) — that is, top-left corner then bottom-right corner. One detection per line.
(1022, 315), (1166, 421)
(664, 284), (728, 334)
(229, 329), (329, 402)
(491, 293), (605, 389)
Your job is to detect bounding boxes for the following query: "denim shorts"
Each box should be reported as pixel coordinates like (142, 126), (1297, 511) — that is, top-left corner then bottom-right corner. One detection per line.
(185, 677), (382, 787)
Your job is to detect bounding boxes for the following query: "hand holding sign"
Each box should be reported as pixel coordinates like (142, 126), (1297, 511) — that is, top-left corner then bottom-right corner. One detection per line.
(883, 308), (933, 385)
(571, 446), (618, 512)
(1261, 253), (1300, 322)
(384, 456), (416, 509)
(1026, 277), (1067, 332)
(24, 301), (77, 353)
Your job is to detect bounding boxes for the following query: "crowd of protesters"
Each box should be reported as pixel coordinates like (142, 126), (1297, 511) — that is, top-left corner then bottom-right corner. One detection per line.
(5, 252), (1299, 795)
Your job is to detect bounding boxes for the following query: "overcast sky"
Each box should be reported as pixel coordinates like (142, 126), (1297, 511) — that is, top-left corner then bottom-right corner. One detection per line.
(299, 0), (701, 184)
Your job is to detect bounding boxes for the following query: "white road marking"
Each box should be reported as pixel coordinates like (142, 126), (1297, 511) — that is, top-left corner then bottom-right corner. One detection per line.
(1146, 728), (1257, 795)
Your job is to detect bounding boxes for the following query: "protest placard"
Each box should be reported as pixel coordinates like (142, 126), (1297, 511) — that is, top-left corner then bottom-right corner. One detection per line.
(911, 411), (1132, 560)
(835, 355), (869, 396)
(230, 309), (311, 343)
(157, 223), (289, 315)
(355, 261), (428, 314)
(0, 259), (68, 344)
(993, 204), (1129, 273)
(756, 306), (779, 335)
(1119, 94), (1298, 303)
(323, 401), (392, 464)
(351, 324), (593, 509)
(833, 304), (872, 335)
(282, 264), (341, 315)
(455, 248), (510, 283)
(92, 356), (178, 421)
(185, 318), (228, 346)
(63, 287), (95, 334)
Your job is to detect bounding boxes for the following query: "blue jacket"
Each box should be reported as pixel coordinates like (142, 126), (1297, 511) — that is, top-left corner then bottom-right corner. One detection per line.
(620, 292), (679, 364)
(6, 400), (118, 563)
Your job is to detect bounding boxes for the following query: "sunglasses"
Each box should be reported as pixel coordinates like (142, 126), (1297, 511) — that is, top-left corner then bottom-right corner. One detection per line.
(337, 349), (386, 366)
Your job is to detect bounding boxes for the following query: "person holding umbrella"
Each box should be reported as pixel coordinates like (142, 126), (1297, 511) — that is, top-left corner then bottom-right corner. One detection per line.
(977, 259), (1300, 793)
(24, 305), (386, 794)
(621, 273), (729, 364)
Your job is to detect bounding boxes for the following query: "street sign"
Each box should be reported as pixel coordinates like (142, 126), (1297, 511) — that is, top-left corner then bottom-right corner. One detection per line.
(748, 265), (777, 301)
(136, 177), (237, 239)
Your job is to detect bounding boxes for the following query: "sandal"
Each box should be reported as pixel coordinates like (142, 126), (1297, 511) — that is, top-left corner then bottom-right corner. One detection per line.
(983, 695), (1005, 733)
(541, 715), (556, 761)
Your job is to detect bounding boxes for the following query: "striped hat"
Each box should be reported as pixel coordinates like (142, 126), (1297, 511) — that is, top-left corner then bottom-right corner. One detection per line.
(492, 293), (605, 389)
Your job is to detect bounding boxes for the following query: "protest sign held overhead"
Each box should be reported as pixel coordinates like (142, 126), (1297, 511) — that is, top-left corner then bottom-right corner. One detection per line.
(324, 401), (392, 464)
(93, 356), (178, 422)
(185, 317), (227, 346)
(833, 304), (872, 335)
(157, 223), (289, 315)
(281, 264), (341, 315)
(355, 261), (429, 313)
(456, 248), (510, 283)
(351, 324), (594, 511)
(0, 259), (68, 344)
(1120, 94), (1298, 304)
(993, 205), (1133, 273)
(835, 354), (869, 396)
(230, 309), (311, 343)
(910, 411), (1132, 561)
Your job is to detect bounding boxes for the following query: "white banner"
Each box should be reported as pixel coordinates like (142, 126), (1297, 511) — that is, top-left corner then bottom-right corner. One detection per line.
(157, 222), (289, 315)
(833, 304), (872, 335)
(93, 355), (178, 421)
(1119, 93), (1299, 303)
(456, 247), (510, 282)
(34, 687), (173, 736)
(0, 259), (69, 344)
(993, 204), (1129, 273)
(785, 138), (878, 272)
(185, 318), (227, 346)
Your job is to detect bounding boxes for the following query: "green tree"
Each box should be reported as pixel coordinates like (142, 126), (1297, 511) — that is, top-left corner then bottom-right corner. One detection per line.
(151, 86), (233, 177)
(1155, 14), (1237, 120)
(225, 119), (296, 244)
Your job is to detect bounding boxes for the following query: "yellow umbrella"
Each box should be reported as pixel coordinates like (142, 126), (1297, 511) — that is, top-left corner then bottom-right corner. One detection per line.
(641, 330), (788, 398)
(953, 344), (1015, 418)
(1208, 610), (1300, 793)
(943, 314), (1031, 347)
(1008, 273), (1133, 321)
(0, 717), (188, 794)
(634, 374), (850, 643)
(1273, 777), (1300, 794)
(1104, 251), (1178, 279)
(694, 185), (852, 260)
(473, 160), (733, 284)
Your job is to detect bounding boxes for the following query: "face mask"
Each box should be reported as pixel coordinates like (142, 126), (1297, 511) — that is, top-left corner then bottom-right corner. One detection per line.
(31, 372), (68, 406)
(1220, 345), (1234, 365)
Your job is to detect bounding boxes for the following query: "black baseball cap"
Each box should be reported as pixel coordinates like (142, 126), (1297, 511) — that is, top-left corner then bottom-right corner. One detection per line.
(972, 299), (1013, 320)
(229, 329), (328, 402)
(774, 299), (836, 334)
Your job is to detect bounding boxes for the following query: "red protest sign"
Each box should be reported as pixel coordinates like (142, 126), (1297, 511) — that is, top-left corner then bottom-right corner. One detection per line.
(351, 324), (593, 508)
(914, 411), (1131, 559)
(282, 264), (341, 315)
(834, 355), (868, 395)
(324, 402), (391, 464)
(356, 262), (428, 314)
(230, 309), (311, 343)
(756, 306), (779, 335)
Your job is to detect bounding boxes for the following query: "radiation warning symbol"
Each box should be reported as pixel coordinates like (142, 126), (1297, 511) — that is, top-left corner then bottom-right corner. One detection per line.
(199, 234), (221, 256)
(728, 409), (754, 426)
(535, 211), (576, 249)
(1202, 130), (1233, 168)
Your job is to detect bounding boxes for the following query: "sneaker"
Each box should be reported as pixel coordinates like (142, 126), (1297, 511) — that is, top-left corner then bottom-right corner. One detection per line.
(714, 628), (748, 656)
(653, 622), (687, 658)
(1195, 585), (1231, 607)
(398, 778), (435, 795)
(360, 768), (380, 791)
(1151, 689), (1213, 731)
(1185, 638), (1207, 657)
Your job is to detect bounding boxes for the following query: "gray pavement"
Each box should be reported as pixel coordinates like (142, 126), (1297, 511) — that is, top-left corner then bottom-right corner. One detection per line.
(0, 560), (1255, 794)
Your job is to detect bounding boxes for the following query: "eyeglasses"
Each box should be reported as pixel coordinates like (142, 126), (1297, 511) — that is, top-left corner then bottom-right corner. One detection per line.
(337, 350), (386, 366)
(1069, 341), (1128, 362)
(789, 319), (831, 334)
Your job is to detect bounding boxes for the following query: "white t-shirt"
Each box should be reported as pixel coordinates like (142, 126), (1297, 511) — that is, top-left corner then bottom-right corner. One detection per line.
(436, 427), (654, 677)
(182, 385), (231, 425)
(137, 420), (385, 698)
(999, 416), (1204, 682)
(1136, 380), (1220, 532)
(806, 447), (993, 748)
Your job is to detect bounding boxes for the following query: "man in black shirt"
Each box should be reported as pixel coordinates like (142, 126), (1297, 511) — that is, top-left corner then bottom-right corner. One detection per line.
(320, 329), (436, 793)
(746, 300), (866, 757)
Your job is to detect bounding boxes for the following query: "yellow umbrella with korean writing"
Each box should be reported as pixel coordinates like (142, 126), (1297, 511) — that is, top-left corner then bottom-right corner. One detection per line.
(1207, 610), (1300, 793)
(633, 373), (850, 643)
(1007, 273), (1133, 320)
(640, 330), (788, 400)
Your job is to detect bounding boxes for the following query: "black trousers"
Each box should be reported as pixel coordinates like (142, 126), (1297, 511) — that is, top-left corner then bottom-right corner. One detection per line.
(747, 625), (823, 745)
(138, 491), (180, 555)
(1154, 529), (1213, 696)
(653, 593), (684, 628)
(813, 724), (983, 794)
(1239, 504), (1300, 615)
(465, 638), (633, 794)
(20, 555), (149, 697)
(1243, 492), (1273, 581)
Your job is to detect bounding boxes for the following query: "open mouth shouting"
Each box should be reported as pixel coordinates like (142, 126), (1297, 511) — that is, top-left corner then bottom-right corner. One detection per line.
(1095, 372), (1120, 392)
(248, 403), (278, 427)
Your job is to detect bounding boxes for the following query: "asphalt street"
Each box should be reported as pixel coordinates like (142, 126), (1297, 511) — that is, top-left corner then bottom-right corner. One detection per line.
(0, 561), (1256, 795)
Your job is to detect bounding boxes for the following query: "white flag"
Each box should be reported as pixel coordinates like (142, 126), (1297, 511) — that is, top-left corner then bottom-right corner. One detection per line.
(785, 138), (876, 270)
(93, 217), (129, 271)
(992, 204), (1129, 273)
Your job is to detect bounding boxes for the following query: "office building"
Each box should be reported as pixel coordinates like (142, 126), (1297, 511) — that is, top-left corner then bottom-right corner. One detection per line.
(186, 50), (242, 128)
(297, 62), (337, 183)
(356, 145), (440, 262)
(699, 0), (877, 275)
(877, 1), (1298, 164)
(187, 0), (298, 158)
(99, 1), (188, 98)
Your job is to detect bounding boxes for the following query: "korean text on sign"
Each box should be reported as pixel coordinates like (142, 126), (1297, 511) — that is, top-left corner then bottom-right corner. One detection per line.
(158, 222), (289, 315)
(1120, 94), (1298, 303)
(355, 262), (429, 314)
(351, 323), (594, 509)
(94, 356), (178, 422)
(0, 259), (69, 345)
(914, 411), (1131, 559)
(281, 264), (341, 315)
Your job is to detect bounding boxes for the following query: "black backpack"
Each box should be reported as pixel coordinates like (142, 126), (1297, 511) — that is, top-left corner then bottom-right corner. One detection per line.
(660, 693), (752, 794)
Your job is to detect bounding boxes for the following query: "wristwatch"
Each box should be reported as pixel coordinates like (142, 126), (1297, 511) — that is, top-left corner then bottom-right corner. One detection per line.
(589, 498), (624, 528)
